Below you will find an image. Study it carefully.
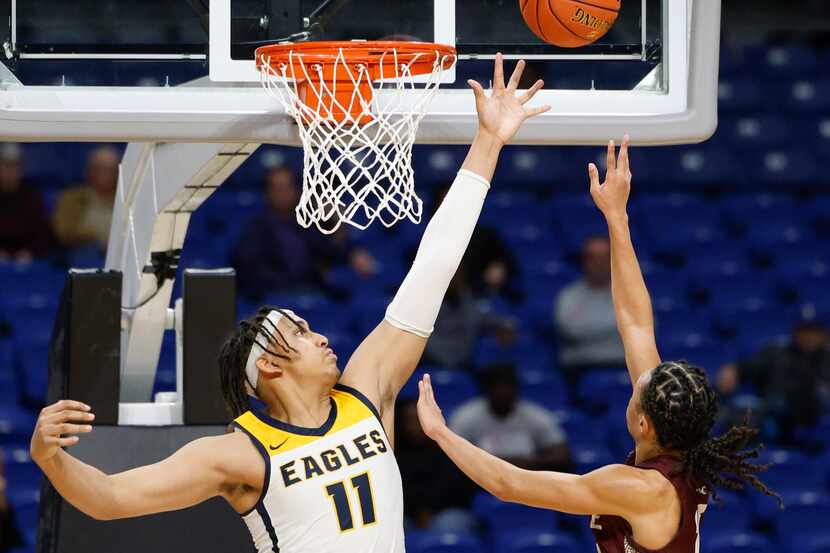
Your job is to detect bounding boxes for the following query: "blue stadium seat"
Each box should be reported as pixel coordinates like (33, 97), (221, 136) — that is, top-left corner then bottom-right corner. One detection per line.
(718, 78), (763, 113)
(683, 246), (752, 280)
(494, 529), (581, 553)
(408, 531), (483, 553)
(577, 369), (630, 412)
(518, 369), (568, 411)
(703, 532), (776, 553)
(412, 146), (468, 189)
(701, 491), (753, 535)
(769, 243), (829, 279)
(789, 530), (830, 553)
(0, 407), (36, 446)
(571, 444), (615, 474)
(747, 150), (818, 188)
(698, 275), (775, 313)
(723, 116), (793, 150)
(494, 148), (565, 191)
(8, 488), (39, 533)
(398, 368), (477, 414)
(744, 221), (812, 251)
(472, 492), (558, 532)
(425, 370), (479, 414)
(784, 80), (830, 113)
(756, 46), (818, 78)
(719, 194), (797, 230)
(775, 493), (830, 538)
(643, 212), (723, 254)
(3, 447), (41, 492)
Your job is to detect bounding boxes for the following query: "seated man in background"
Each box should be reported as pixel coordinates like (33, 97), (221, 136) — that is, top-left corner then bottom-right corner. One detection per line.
(717, 310), (830, 445)
(395, 398), (477, 532)
(53, 146), (119, 255)
(231, 166), (375, 301)
(450, 363), (570, 471)
(421, 263), (516, 370)
(428, 185), (522, 304)
(554, 235), (625, 387)
(0, 143), (54, 262)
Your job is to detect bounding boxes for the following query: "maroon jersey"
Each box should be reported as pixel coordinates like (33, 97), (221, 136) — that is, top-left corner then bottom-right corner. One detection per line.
(591, 454), (709, 553)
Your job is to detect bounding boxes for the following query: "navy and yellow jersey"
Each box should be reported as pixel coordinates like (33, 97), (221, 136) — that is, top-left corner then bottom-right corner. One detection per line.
(232, 384), (404, 553)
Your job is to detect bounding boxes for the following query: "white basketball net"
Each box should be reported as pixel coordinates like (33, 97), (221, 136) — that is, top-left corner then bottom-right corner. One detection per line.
(259, 45), (455, 234)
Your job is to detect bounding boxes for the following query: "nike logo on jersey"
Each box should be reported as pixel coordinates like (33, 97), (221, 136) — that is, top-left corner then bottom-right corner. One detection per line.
(270, 438), (289, 451)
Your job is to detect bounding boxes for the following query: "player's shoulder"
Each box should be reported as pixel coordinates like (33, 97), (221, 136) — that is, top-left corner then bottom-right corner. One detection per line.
(590, 464), (672, 507)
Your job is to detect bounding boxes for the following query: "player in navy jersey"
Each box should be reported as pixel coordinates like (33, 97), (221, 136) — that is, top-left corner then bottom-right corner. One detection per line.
(417, 136), (780, 553)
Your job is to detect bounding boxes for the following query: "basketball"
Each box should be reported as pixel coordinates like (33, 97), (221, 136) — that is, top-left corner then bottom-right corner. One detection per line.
(519, 0), (621, 48)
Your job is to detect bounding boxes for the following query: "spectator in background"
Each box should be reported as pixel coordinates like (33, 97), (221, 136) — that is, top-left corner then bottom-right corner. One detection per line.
(717, 311), (830, 445)
(231, 166), (375, 301)
(450, 363), (570, 471)
(0, 451), (24, 552)
(53, 146), (119, 253)
(554, 236), (625, 386)
(421, 263), (515, 370)
(430, 185), (522, 303)
(395, 398), (477, 531)
(0, 144), (54, 262)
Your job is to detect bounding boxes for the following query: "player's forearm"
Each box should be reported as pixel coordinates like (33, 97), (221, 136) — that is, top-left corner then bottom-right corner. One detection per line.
(432, 425), (520, 501)
(460, 131), (504, 183)
(385, 165), (490, 338)
(606, 214), (654, 334)
(39, 450), (117, 520)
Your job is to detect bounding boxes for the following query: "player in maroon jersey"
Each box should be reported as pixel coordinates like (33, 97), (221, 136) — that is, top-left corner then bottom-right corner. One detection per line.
(415, 136), (779, 553)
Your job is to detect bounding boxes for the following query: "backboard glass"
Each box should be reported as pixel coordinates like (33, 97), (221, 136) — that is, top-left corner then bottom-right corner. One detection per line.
(0, 0), (719, 145)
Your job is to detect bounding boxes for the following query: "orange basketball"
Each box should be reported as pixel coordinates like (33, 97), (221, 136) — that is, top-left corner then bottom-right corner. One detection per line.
(519, 0), (621, 48)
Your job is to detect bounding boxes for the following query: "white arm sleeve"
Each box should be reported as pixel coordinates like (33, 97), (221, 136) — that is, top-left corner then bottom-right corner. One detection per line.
(384, 169), (490, 338)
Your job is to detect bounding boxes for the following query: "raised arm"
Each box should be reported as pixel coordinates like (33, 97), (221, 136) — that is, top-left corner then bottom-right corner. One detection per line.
(31, 400), (259, 520)
(416, 375), (657, 517)
(588, 136), (661, 385)
(340, 54), (550, 419)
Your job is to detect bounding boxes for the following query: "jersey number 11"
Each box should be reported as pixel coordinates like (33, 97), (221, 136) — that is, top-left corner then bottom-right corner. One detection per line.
(326, 472), (377, 532)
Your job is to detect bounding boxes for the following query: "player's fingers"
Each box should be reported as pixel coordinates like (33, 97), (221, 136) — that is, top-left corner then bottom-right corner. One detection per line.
(518, 79), (544, 104)
(41, 400), (90, 417)
(42, 423), (92, 437)
(523, 104), (551, 119)
(493, 52), (505, 90)
(42, 409), (95, 425)
(467, 79), (486, 101)
(588, 163), (601, 192)
(424, 374), (436, 404)
(43, 436), (80, 447)
(507, 59), (525, 92)
(619, 133), (630, 173)
(606, 139), (616, 173)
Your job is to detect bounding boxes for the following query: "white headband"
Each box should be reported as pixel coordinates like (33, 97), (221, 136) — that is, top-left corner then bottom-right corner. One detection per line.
(244, 309), (296, 397)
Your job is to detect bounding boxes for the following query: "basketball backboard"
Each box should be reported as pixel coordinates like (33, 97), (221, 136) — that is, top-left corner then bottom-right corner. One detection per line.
(0, 0), (719, 145)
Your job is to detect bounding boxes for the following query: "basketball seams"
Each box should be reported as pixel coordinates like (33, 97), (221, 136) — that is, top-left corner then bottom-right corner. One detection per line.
(520, 0), (619, 48)
(571, 0), (620, 15)
(547, 0), (590, 43)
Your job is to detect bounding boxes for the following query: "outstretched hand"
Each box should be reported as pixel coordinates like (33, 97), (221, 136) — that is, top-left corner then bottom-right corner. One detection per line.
(417, 374), (447, 440)
(468, 54), (550, 146)
(30, 400), (94, 465)
(589, 134), (632, 220)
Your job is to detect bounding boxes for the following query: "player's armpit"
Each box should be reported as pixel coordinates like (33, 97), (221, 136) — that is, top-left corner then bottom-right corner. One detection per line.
(105, 432), (261, 520)
(340, 320), (428, 413)
(502, 463), (665, 519)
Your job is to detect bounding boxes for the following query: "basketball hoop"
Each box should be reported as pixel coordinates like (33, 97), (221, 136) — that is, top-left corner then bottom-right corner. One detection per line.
(256, 40), (456, 234)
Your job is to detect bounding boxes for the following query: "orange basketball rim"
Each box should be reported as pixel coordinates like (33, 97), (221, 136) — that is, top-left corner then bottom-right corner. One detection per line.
(256, 40), (457, 124)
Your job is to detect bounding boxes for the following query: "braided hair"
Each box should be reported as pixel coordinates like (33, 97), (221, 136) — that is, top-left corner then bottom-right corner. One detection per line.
(640, 361), (781, 505)
(218, 306), (302, 419)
